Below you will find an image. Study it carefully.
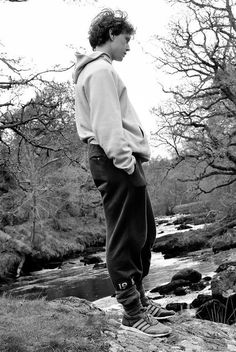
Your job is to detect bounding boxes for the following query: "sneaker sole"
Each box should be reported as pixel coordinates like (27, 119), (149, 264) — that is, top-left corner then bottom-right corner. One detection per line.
(153, 314), (175, 320)
(120, 324), (171, 337)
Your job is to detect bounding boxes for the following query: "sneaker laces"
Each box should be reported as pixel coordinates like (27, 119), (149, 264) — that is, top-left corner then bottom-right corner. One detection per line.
(147, 299), (160, 307)
(142, 312), (158, 326)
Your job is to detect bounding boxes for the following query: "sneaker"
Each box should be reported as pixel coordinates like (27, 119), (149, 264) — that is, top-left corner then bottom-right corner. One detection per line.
(145, 299), (175, 320)
(121, 312), (171, 337)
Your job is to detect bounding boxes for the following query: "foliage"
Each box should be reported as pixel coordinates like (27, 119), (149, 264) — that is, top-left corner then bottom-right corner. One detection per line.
(0, 77), (92, 246)
(152, 0), (236, 194)
(145, 157), (198, 215)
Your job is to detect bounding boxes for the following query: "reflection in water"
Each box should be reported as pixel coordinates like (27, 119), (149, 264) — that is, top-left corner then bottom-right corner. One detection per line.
(46, 275), (114, 301)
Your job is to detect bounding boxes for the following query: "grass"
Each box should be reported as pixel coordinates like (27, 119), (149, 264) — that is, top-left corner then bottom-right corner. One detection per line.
(0, 296), (110, 352)
(196, 295), (236, 325)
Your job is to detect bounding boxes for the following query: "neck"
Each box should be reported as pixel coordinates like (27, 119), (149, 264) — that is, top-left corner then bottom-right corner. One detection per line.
(95, 44), (112, 60)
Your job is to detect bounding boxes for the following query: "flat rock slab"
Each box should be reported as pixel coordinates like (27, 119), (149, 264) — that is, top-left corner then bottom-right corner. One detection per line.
(106, 312), (236, 352)
(94, 297), (236, 352)
(47, 296), (236, 352)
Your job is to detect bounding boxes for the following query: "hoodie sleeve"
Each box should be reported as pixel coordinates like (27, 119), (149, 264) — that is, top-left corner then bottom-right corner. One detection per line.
(85, 66), (136, 175)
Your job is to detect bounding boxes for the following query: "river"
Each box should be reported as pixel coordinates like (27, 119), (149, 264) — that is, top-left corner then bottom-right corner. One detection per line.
(1, 217), (218, 302)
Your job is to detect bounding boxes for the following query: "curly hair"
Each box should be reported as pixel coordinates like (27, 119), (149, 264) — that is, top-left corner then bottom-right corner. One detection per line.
(88, 9), (135, 50)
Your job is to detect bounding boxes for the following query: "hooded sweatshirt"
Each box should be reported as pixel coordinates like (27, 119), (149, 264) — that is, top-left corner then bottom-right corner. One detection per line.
(73, 51), (151, 175)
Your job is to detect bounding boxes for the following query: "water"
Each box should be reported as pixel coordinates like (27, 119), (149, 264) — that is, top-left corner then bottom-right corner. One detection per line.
(1, 217), (218, 302)
(1, 249), (217, 302)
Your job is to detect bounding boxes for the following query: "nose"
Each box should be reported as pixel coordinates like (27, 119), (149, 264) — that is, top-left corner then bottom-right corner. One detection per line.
(126, 43), (130, 51)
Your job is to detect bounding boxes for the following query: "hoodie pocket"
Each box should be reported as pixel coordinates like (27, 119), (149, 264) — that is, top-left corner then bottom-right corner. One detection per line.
(88, 145), (108, 182)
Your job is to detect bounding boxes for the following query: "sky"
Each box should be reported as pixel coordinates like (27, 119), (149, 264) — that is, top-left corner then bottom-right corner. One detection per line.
(0, 0), (178, 156)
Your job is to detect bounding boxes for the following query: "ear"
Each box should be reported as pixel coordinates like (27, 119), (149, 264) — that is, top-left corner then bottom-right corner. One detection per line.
(109, 29), (114, 41)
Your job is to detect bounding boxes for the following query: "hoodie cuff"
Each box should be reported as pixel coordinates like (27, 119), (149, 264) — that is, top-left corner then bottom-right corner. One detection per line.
(126, 159), (136, 175)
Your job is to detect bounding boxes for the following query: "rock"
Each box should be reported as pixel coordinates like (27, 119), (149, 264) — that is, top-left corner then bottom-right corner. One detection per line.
(211, 228), (236, 253)
(103, 302), (236, 351)
(190, 280), (207, 291)
(152, 227), (214, 258)
(202, 276), (212, 281)
(171, 268), (202, 283)
(164, 222), (172, 226)
(150, 279), (191, 295)
(93, 262), (107, 269)
(2, 294), (236, 352)
(173, 214), (194, 225)
(165, 302), (188, 312)
(80, 255), (103, 266)
(173, 287), (187, 296)
(216, 261), (236, 273)
(195, 294), (236, 325)
(155, 219), (169, 225)
(177, 224), (192, 230)
(211, 264), (236, 297)
(0, 230), (31, 280)
(190, 294), (213, 309)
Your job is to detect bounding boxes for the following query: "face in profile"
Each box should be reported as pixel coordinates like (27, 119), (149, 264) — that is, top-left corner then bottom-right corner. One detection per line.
(110, 32), (131, 61)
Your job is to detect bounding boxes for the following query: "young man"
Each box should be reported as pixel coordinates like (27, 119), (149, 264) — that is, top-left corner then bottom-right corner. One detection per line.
(73, 9), (174, 337)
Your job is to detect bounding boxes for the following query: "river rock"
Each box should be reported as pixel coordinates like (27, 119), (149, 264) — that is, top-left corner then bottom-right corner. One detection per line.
(195, 294), (236, 325)
(80, 255), (103, 266)
(173, 287), (187, 296)
(152, 228), (213, 258)
(191, 294), (213, 309)
(0, 230), (31, 280)
(150, 279), (191, 295)
(171, 268), (202, 283)
(190, 280), (208, 291)
(165, 302), (188, 312)
(215, 261), (236, 273)
(211, 263), (236, 297)
(93, 262), (107, 269)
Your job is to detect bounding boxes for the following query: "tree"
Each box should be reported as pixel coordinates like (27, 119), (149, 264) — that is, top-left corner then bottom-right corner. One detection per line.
(145, 158), (197, 215)
(0, 50), (75, 152)
(0, 80), (87, 247)
(152, 0), (236, 194)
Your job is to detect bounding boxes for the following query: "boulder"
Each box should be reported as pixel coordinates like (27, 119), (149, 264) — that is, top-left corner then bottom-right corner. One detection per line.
(211, 264), (236, 297)
(0, 230), (31, 280)
(191, 294), (213, 309)
(150, 279), (191, 295)
(171, 268), (202, 283)
(152, 228), (213, 258)
(195, 294), (236, 325)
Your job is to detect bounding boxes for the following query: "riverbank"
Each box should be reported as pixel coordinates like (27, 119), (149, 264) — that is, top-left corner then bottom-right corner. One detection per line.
(1, 212), (235, 287)
(0, 217), (106, 283)
(1, 295), (236, 352)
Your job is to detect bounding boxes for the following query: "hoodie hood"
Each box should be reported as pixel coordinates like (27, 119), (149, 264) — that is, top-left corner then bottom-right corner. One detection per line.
(72, 51), (112, 84)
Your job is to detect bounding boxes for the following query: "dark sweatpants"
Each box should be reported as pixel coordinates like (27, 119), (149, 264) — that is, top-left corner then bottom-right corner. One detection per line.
(88, 144), (156, 315)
